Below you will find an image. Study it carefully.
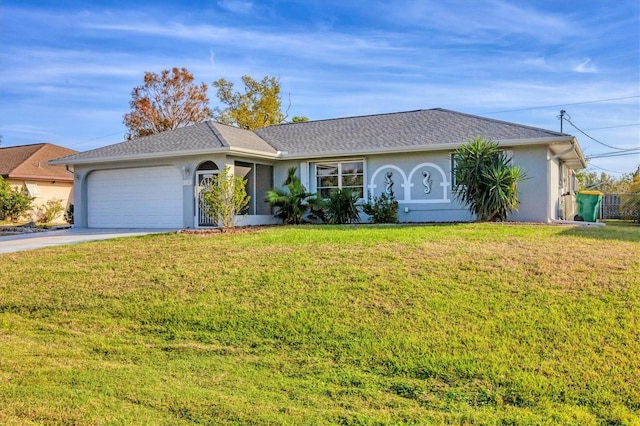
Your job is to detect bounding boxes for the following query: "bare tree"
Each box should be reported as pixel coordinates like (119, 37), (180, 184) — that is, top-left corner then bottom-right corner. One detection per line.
(124, 67), (212, 139)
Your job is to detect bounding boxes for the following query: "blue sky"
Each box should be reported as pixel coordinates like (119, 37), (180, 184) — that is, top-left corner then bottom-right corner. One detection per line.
(1, 0), (638, 176)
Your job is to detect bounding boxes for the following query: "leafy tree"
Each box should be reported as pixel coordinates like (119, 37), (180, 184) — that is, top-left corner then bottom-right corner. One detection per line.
(265, 167), (323, 224)
(200, 166), (250, 231)
(291, 116), (309, 123)
(453, 137), (527, 222)
(324, 188), (360, 224)
(212, 75), (286, 130)
(576, 169), (634, 193)
(124, 67), (212, 140)
(362, 191), (399, 223)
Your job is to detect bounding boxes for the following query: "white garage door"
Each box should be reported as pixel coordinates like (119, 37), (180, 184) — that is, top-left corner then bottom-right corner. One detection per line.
(88, 166), (183, 228)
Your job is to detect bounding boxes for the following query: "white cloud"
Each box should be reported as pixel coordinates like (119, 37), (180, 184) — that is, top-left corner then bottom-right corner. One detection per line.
(373, 0), (580, 44)
(573, 58), (598, 73)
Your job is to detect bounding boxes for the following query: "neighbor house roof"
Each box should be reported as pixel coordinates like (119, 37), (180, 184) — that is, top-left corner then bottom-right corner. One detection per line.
(0, 143), (77, 181)
(51, 108), (584, 167)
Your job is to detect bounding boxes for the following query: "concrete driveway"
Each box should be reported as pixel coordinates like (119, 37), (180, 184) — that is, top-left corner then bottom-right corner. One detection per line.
(0, 228), (177, 254)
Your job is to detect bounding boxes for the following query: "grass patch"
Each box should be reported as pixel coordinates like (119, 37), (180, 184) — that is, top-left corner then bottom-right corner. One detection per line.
(0, 223), (638, 424)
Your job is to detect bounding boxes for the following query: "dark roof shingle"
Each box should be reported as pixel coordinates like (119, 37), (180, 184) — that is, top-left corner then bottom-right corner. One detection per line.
(56, 121), (277, 164)
(255, 108), (565, 155)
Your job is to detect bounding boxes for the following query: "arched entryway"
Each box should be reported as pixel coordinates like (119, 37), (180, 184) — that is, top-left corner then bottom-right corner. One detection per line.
(195, 161), (219, 227)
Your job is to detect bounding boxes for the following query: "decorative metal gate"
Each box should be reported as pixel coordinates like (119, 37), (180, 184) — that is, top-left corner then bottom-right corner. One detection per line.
(196, 171), (218, 227)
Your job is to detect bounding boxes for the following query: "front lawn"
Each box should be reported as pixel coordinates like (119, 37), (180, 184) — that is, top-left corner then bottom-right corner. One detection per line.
(0, 223), (638, 424)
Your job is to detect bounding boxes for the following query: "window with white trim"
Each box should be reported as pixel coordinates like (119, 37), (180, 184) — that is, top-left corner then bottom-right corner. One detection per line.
(315, 161), (364, 199)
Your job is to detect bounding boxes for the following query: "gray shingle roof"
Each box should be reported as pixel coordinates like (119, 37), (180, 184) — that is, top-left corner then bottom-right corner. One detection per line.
(53, 121), (276, 164)
(255, 108), (566, 155)
(54, 108), (570, 164)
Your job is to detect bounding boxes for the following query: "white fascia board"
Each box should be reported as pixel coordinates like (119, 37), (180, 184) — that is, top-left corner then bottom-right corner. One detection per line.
(49, 146), (279, 166)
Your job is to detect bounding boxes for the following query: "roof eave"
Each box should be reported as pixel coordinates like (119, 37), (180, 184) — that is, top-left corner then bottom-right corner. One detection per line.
(4, 174), (74, 182)
(278, 136), (578, 160)
(49, 146), (279, 166)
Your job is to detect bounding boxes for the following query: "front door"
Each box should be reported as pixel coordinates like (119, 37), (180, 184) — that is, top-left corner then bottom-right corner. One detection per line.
(196, 171), (218, 227)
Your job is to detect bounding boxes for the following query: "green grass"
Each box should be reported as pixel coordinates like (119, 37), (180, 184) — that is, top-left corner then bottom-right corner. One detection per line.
(0, 223), (639, 425)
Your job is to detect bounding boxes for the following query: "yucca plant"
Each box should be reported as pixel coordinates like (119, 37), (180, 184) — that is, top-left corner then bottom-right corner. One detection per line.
(453, 137), (527, 222)
(324, 188), (361, 224)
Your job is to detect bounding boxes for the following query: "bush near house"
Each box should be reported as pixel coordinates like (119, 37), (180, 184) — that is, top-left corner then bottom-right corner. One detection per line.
(36, 199), (65, 224)
(199, 167), (250, 231)
(64, 203), (74, 224)
(0, 177), (34, 222)
(323, 188), (361, 224)
(362, 191), (399, 223)
(265, 167), (323, 224)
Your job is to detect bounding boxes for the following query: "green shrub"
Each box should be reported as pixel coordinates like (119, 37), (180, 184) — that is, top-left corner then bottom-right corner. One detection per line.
(64, 203), (74, 224)
(324, 188), (360, 224)
(37, 199), (65, 224)
(0, 178), (34, 222)
(362, 192), (399, 223)
(200, 166), (250, 231)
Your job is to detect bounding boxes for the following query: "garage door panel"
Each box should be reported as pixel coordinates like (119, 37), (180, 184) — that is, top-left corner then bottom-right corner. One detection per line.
(88, 166), (183, 228)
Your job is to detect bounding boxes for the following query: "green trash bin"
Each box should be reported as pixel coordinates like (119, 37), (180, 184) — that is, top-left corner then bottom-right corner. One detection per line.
(575, 191), (603, 222)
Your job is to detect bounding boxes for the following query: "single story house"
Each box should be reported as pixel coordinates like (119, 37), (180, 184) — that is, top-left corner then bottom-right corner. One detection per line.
(50, 108), (585, 228)
(1, 143), (78, 222)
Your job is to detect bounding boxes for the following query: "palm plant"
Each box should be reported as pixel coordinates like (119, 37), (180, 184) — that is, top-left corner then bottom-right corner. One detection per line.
(324, 188), (361, 224)
(453, 137), (527, 222)
(265, 167), (323, 224)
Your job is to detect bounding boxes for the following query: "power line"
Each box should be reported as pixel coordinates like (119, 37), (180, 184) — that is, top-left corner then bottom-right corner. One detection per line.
(587, 163), (633, 174)
(562, 115), (639, 151)
(584, 123), (640, 131)
(65, 130), (125, 148)
(478, 95), (640, 115)
(586, 150), (640, 159)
